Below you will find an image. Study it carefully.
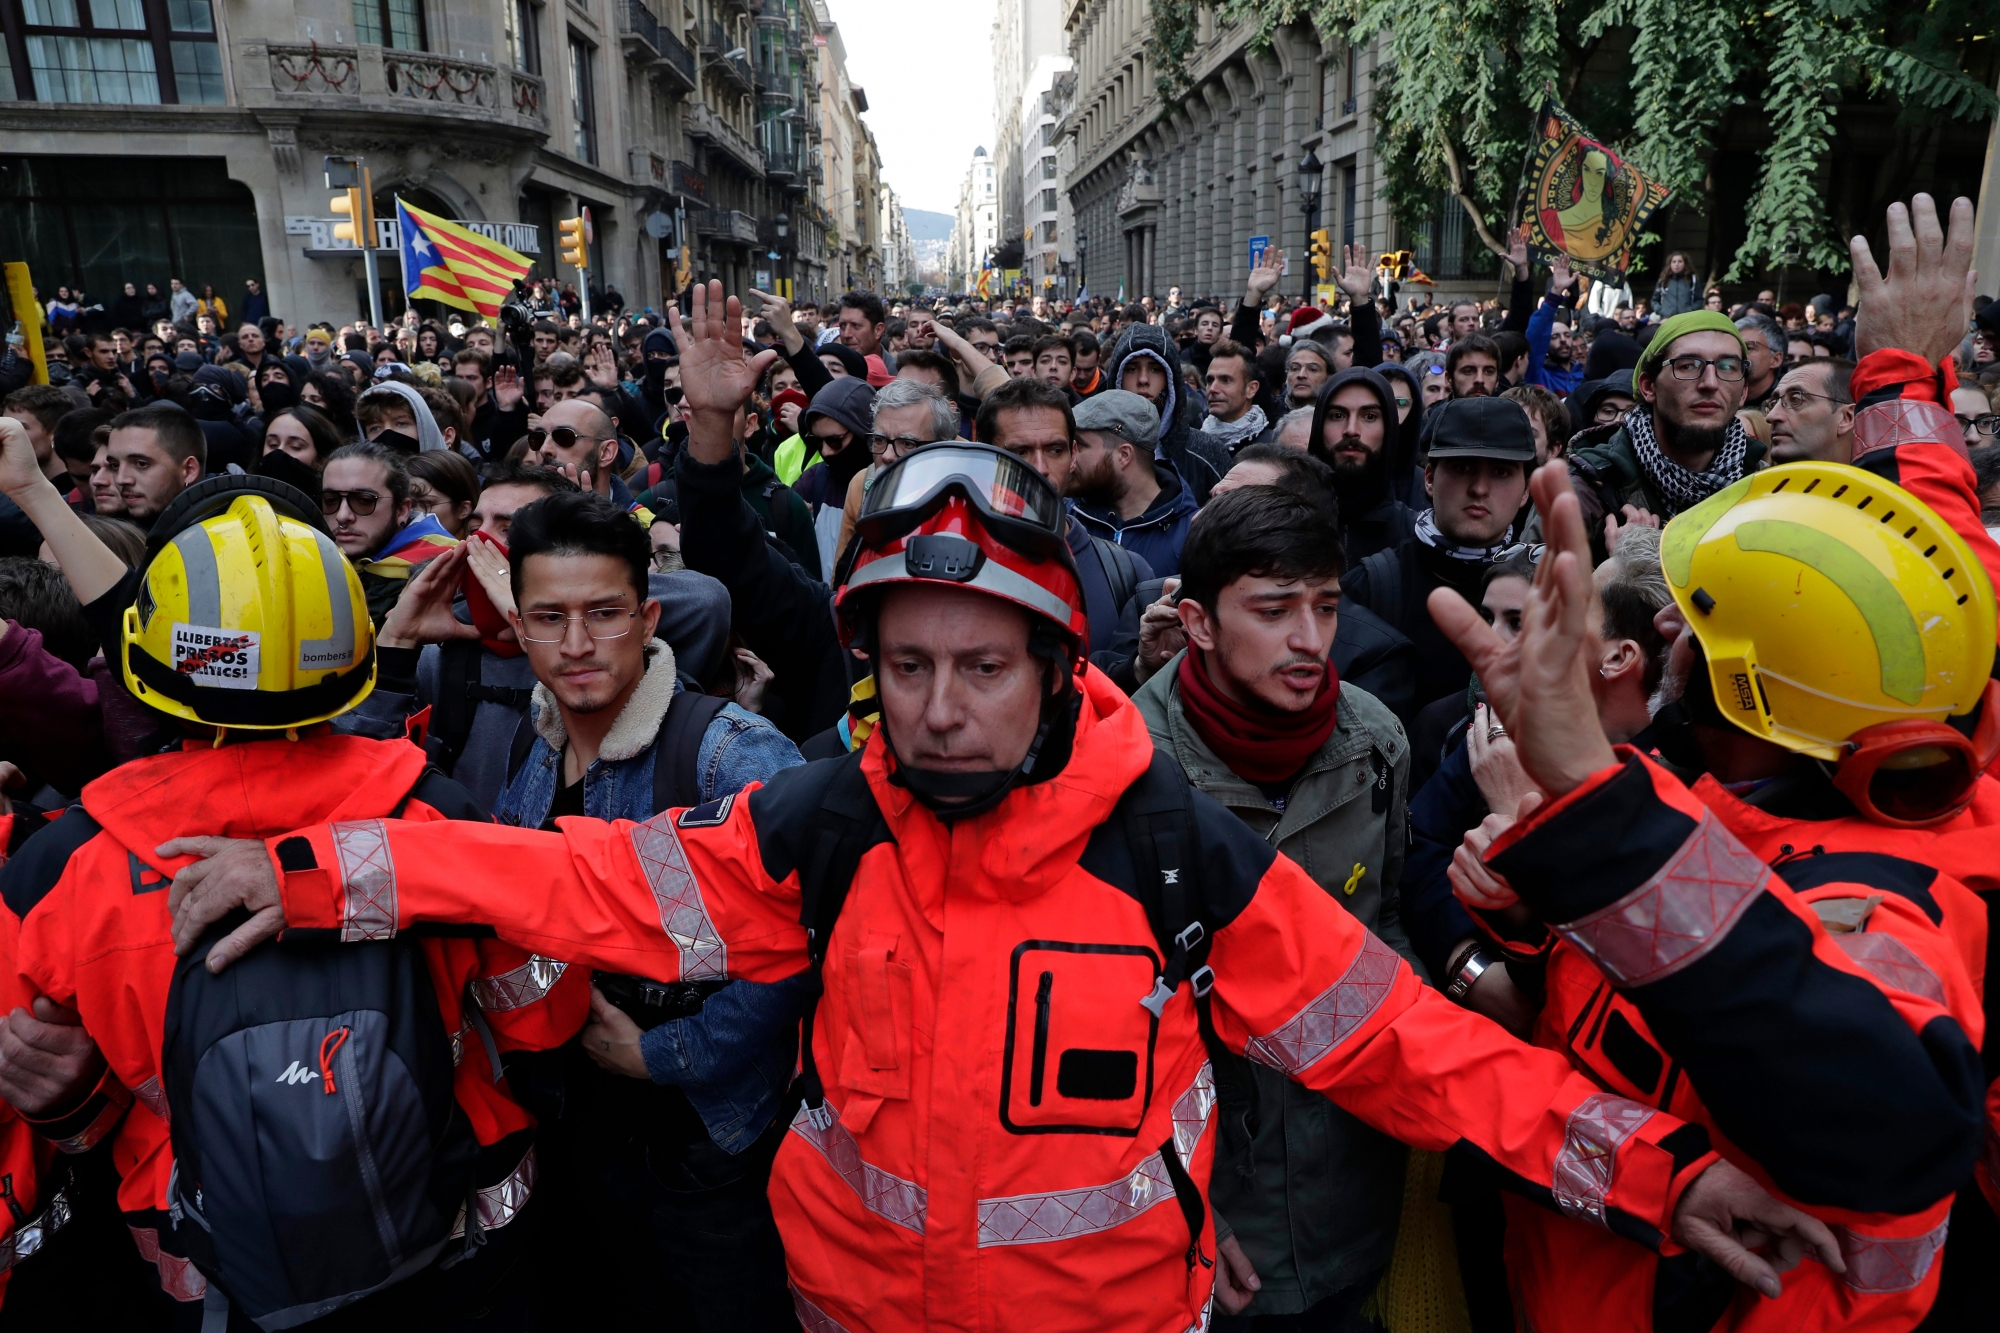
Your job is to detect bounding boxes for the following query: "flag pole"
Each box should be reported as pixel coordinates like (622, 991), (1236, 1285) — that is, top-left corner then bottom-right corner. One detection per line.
(361, 164), (384, 331)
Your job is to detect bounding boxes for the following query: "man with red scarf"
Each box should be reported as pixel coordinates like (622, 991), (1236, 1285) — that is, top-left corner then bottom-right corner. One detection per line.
(1133, 483), (1415, 1325)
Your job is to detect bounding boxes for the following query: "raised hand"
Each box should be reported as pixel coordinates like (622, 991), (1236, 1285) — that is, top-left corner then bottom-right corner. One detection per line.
(1244, 247), (1285, 306)
(0, 416), (45, 497)
(668, 281), (780, 462)
(1335, 244), (1374, 304)
(1427, 461), (1617, 797)
(492, 363), (525, 411)
(377, 542), (481, 650)
(1548, 254), (1576, 297)
(1505, 224), (1531, 277)
(585, 340), (619, 388)
(1851, 193), (1978, 364)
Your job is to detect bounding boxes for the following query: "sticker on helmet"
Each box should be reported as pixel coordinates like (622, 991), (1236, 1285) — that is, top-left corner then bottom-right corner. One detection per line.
(172, 622), (261, 688)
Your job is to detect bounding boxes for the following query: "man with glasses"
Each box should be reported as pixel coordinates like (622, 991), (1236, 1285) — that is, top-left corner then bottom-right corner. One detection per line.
(322, 440), (458, 626)
(531, 397), (654, 523)
(833, 378), (963, 558)
(1766, 358), (1857, 463)
(1567, 310), (1763, 552)
(1950, 381), (1997, 450)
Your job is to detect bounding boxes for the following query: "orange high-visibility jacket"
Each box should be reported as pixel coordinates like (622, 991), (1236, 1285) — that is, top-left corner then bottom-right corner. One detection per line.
(0, 820), (66, 1310)
(0, 735), (585, 1303)
(260, 670), (1717, 1333)
(1481, 752), (1988, 1332)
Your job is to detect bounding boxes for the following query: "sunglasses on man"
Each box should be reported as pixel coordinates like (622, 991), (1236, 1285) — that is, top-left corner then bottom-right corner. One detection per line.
(527, 426), (604, 450)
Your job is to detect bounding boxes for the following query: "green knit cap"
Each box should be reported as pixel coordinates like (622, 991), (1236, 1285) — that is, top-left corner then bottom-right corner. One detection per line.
(1636, 310), (1746, 380)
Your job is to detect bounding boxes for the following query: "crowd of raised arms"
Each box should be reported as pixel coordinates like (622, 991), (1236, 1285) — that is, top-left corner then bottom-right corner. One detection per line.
(0, 193), (1994, 1333)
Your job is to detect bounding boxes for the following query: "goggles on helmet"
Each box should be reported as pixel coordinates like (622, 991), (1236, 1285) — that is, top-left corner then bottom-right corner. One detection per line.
(856, 443), (1066, 561)
(1827, 678), (2000, 828)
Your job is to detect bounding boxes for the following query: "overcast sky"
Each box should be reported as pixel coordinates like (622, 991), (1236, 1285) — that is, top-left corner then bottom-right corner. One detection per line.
(827, 0), (995, 217)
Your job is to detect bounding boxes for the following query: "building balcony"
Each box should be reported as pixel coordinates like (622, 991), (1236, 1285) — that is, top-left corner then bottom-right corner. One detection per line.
(618, 1), (698, 90)
(696, 207), (761, 245)
(700, 21), (756, 93)
(763, 144), (799, 182)
(629, 146), (669, 189)
(755, 0), (791, 27)
(256, 42), (547, 136)
(686, 101), (763, 175)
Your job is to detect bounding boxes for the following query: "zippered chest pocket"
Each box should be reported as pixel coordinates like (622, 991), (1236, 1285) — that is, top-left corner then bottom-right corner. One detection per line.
(1001, 942), (1159, 1136)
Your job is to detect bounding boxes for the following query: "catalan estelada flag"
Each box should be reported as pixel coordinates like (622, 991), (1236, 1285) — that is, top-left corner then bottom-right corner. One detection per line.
(355, 513), (458, 582)
(396, 197), (532, 322)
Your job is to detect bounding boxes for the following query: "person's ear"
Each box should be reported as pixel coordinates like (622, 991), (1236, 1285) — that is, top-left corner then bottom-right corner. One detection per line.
(1179, 595), (1219, 652)
(638, 596), (662, 642)
(1601, 637), (1642, 683)
(179, 453), (202, 486)
(1423, 462), (1436, 498)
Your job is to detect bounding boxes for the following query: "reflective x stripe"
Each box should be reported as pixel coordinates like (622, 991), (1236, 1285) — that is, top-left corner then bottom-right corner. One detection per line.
(792, 1287), (853, 1333)
(450, 1146), (537, 1239)
(1836, 931), (1946, 1006)
(48, 1078), (132, 1154)
(129, 1224), (207, 1302)
(1244, 934), (1400, 1075)
(0, 1183), (68, 1275)
(1837, 1218), (1949, 1293)
(470, 955), (570, 1011)
(978, 1064), (1215, 1247)
(789, 1100), (927, 1233)
(133, 1076), (168, 1122)
(330, 819), (398, 941)
(629, 813), (727, 981)
(1551, 1093), (1655, 1227)
(1555, 812), (1765, 987)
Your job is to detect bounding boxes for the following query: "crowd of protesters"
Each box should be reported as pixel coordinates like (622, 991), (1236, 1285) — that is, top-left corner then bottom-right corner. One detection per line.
(0, 192), (1993, 1333)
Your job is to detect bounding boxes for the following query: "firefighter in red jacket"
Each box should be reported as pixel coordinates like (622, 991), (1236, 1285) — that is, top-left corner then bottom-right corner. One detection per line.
(0, 444), (586, 1324)
(161, 284), (1841, 1333)
(1432, 440), (1990, 1330)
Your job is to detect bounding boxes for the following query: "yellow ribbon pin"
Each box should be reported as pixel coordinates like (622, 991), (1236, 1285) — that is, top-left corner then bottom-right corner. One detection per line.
(1342, 863), (1366, 896)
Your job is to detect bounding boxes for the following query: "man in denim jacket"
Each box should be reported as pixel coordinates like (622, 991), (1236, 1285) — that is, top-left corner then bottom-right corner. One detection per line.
(481, 488), (807, 1331)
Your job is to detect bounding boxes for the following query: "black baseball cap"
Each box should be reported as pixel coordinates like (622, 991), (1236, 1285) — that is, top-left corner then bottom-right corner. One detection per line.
(1422, 396), (1537, 463)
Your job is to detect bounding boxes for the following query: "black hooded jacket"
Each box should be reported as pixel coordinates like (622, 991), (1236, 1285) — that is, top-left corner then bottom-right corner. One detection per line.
(1103, 323), (1232, 503)
(1374, 362), (1428, 507)
(1308, 366), (1416, 565)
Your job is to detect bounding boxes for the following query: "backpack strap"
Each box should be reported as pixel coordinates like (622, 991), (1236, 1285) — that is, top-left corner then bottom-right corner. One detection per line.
(792, 753), (890, 1129)
(1358, 546), (1403, 625)
(652, 688), (730, 813)
(1094, 536), (1138, 613)
(433, 640), (536, 775)
(1120, 754), (1260, 1208)
(504, 710), (538, 786)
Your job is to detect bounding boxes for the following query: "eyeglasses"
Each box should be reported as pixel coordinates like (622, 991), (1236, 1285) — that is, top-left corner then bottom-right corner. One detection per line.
(1663, 355), (1746, 382)
(407, 490), (446, 515)
(812, 429), (867, 452)
(1957, 414), (2000, 437)
(1775, 388), (1848, 413)
(527, 426), (601, 450)
(870, 433), (933, 457)
(516, 607), (639, 643)
(321, 489), (382, 516)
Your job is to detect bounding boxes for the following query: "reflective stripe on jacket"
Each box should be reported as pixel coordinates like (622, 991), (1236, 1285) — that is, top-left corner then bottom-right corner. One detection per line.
(1483, 751), (1987, 1332)
(261, 669), (1716, 1333)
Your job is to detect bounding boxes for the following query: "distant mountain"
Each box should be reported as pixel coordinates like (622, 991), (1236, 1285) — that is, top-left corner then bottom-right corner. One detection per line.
(903, 208), (955, 241)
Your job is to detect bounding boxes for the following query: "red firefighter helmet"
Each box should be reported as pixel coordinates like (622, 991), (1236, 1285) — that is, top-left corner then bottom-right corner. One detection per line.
(836, 443), (1087, 651)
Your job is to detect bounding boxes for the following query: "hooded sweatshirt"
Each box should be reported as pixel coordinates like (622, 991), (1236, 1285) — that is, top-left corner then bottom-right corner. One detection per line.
(1308, 367), (1417, 565)
(1374, 363), (1429, 508)
(794, 376), (878, 575)
(357, 380), (449, 453)
(1103, 323), (1231, 504)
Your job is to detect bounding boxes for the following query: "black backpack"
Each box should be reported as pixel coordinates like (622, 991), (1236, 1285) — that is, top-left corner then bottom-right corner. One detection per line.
(788, 749), (1258, 1271)
(431, 639), (535, 776)
(160, 777), (480, 1329)
(504, 685), (727, 813)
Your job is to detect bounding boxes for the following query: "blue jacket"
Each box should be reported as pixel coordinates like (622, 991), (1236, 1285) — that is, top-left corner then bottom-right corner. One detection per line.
(1068, 458), (1199, 580)
(1402, 725), (1483, 982)
(492, 640), (809, 1152)
(1525, 295), (1585, 396)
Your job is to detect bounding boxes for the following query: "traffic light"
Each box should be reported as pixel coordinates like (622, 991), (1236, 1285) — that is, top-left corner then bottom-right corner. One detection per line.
(1309, 228), (1333, 280)
(559, 215), (589, 269)
(330, 188), (367, 246)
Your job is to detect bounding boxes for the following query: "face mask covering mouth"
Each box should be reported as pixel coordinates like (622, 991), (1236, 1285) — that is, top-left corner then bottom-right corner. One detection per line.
(371, 428), (421, 456)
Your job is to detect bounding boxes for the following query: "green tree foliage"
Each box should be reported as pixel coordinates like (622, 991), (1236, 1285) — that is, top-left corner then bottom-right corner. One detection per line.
(1147, 0), (1996, 280)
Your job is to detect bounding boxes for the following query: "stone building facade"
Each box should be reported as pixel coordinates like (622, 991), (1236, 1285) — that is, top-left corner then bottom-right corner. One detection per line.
(0, 0), (884, 327)
(1060, 2), (1395, 305)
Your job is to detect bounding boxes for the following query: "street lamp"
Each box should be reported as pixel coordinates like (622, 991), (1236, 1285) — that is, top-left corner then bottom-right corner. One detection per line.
(1297, 148), (1324, 304)
(1077, 228), (1087, 297)
(772, 213), (790, 296)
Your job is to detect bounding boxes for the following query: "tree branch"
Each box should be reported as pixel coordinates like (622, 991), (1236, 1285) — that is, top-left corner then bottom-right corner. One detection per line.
(1439, 137), (1511, 261)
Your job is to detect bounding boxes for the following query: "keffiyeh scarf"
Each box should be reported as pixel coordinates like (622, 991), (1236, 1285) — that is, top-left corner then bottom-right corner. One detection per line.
(1625, 405), (1751, 514)
(1201, 403), (1268, 451)
(1414, 507), (1520, 563)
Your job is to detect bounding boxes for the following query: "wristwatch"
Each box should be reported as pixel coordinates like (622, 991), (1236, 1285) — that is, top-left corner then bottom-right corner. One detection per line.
(1445, 947), (1492, 1003)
